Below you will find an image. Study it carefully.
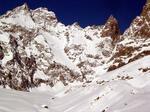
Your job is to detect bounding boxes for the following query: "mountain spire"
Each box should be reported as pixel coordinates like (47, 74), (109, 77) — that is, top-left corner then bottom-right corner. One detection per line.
(124, 1), (150, 38)
(101, 15), (120, 42)
(16, 3), (30, 13)
(141, 1), (150, 17)
(22, 3), (29, 11)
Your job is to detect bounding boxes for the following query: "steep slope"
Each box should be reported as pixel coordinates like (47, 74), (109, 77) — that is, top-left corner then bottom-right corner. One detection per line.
(108, 2), (150, 71)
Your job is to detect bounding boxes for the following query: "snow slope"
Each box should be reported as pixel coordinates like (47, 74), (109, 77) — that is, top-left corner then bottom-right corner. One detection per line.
(0, 56), (150, 112)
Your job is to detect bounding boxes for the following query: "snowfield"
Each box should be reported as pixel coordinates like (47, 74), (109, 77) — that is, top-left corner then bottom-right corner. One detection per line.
(0, 56), (150, 112)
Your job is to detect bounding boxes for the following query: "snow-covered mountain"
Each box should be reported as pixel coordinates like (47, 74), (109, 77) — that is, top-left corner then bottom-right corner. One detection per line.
(0, 3), (122, 90)
(0, 2), (150, 112)
(0, 2), (149, 90)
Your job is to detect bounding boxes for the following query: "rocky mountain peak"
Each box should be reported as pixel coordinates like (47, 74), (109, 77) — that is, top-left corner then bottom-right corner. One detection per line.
(109, 2), (150, 72)
(123, 2), (150, 38)
(107, 15), (118, 23)
(0, 3), (36, 29)
(141, 1), (150, 18)
(8, 3), (30, 16)
(19, 3), (29, 11)
(0, 3), (57, 29)
(31, 7), (58, 29)
(101, 15), (120, 42)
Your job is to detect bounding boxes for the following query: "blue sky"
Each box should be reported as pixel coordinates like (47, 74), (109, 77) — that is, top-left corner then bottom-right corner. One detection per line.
(0, 0), (146, 32)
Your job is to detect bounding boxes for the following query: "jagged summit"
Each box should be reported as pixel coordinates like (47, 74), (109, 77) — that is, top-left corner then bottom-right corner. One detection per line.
(31, 7), (58, 28)
(147, 0), (150, 3)
(106, 15), (118, 23)
(19, 3), (29, 11)
(141, 1), (150, 17)
(123, 1), (150, 38)
(108, 2), (150, 72)
(0, 3), (59, 29)
(101, 15), (120, 41)
(7, 3), (30, 16)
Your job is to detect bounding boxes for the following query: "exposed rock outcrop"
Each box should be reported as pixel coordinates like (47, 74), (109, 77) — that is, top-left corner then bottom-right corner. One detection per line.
(101, 15), (120, 42)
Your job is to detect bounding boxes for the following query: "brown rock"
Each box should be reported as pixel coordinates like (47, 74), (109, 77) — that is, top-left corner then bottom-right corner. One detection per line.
(101, 15), (120, 42)
(126, 2), (150, 38)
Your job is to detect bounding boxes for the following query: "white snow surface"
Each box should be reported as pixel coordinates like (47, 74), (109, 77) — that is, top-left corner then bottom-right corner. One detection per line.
(0, 56), (150, 112)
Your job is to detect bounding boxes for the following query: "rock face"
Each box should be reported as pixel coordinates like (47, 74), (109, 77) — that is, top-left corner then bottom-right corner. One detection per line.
(124, 2), (150, 38)
(101, 15), (120, 42)
(108, 1), (150, 71)
(0, 2), (149, 91)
